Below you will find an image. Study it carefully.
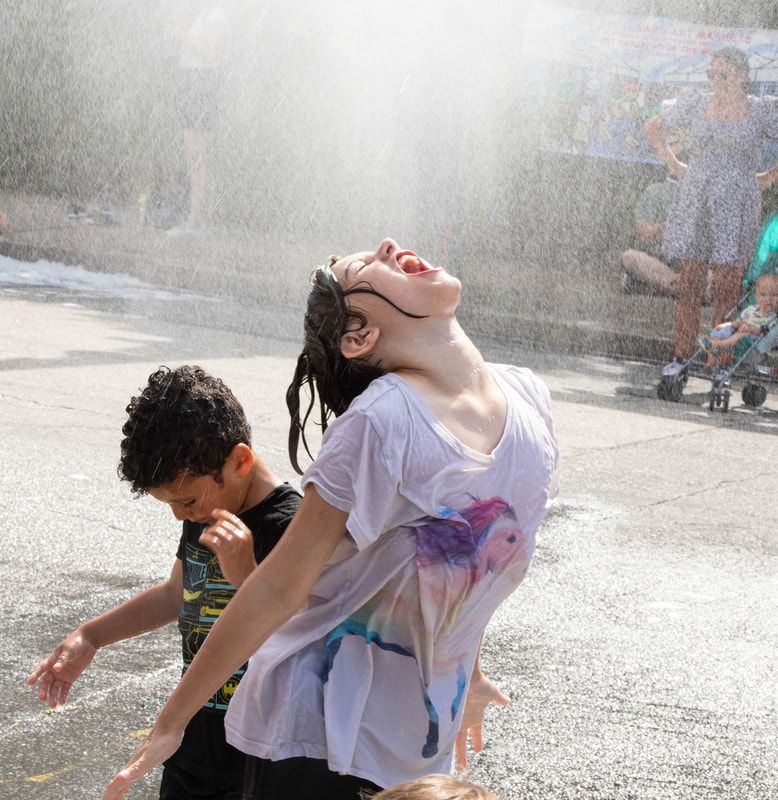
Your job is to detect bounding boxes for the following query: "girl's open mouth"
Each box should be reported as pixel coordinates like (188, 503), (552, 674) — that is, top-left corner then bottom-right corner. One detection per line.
(396, 251), (440, 275)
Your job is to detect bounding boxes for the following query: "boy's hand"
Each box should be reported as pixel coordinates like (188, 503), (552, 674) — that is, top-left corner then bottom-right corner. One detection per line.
(200, 509), (257, 588)
(454, 672), (511, 769)
(27, 628), (98, 707)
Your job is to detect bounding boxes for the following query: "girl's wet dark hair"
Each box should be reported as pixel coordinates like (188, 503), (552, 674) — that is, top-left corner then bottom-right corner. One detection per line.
(286, 256), (425, 474)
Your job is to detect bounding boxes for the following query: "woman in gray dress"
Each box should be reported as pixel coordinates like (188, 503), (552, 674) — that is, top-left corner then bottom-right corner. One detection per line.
(645, 46), (778, 376)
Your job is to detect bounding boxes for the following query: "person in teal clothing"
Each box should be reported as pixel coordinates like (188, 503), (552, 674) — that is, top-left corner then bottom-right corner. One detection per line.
(645, 46), (778, 375)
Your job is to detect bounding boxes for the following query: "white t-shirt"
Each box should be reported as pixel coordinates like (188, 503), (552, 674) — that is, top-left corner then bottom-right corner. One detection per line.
(225, 364), (560, 787)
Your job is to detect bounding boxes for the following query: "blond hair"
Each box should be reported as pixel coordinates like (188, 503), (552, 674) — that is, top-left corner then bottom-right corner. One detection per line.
(364, 773), (502, 800)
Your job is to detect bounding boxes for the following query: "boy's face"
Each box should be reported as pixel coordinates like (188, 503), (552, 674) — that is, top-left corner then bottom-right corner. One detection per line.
(755, 277), (778, 315)
(147, 471), (244, 525)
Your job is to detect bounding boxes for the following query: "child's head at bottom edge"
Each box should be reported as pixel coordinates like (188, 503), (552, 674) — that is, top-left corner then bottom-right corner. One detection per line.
(363, 773), (502, 800)
(118, 365), (255, 523)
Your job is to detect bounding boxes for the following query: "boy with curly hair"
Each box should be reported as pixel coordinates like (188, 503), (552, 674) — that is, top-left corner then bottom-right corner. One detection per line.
(28, 365), (301, 800)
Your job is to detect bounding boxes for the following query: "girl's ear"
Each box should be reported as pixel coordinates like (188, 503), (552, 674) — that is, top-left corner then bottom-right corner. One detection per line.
(341, 326), (380, 360)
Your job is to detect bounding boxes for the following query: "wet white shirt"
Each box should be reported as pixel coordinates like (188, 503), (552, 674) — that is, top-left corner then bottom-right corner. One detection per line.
(225, 364), (560, 788)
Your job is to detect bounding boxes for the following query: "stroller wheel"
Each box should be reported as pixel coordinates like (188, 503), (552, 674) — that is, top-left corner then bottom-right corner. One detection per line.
(657, 376), (683, 402)
(742, 383), (767, 407)
(709, 387), (731, 412)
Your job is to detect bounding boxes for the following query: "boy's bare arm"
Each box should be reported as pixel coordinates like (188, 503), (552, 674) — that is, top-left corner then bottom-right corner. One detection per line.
(27, 561), (182, 708)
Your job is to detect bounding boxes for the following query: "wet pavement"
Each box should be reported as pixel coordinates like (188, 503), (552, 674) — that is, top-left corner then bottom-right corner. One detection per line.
(2, 275), (777, 799)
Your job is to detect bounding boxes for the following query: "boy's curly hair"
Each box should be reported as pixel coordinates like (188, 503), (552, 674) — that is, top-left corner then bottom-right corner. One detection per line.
(119, 365), (251, 495)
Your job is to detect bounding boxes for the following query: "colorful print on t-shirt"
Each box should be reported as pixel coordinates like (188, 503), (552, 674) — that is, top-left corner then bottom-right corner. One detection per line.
(322, 495), (530, 759)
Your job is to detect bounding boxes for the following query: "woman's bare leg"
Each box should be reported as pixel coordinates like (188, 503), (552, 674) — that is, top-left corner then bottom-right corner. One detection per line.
(675, 259), (708, 359)
(710, 263), (744, 327)
(709, 263), (745, 365)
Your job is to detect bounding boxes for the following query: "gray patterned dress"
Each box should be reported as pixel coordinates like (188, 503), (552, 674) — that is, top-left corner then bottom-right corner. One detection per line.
(660, 90), (778, 269)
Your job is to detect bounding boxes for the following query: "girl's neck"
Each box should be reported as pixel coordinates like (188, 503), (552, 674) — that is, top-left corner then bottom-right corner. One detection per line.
(392, 318), (489, 394)
(392, 319), (507, 455)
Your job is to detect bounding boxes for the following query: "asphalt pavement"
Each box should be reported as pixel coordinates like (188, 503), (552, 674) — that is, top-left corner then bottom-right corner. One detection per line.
(2, 277), (777, 800)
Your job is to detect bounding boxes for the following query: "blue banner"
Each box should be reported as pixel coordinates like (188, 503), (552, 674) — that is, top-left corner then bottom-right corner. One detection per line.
(523, 6), (778, 166)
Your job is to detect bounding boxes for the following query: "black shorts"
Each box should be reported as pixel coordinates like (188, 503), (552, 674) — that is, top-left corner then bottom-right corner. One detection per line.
(242, 756), (383, 800)
(178, 68), (220, 130)
(159, 759), (243, 800)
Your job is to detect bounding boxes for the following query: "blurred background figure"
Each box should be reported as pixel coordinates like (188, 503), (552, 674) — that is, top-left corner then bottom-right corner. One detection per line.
(167, 1), (231, 234)
(645, 45), (778, 376)
(620, 132), (712, 300)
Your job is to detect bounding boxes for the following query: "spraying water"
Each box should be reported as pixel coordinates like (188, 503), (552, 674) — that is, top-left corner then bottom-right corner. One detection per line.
(1, 1), (778, 353)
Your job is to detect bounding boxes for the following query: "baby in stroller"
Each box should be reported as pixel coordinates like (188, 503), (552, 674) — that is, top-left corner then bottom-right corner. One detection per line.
(702, 272), (778, 374)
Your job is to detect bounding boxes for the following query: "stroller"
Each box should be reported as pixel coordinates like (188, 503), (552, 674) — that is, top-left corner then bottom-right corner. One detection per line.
(657, 211), (778, 412)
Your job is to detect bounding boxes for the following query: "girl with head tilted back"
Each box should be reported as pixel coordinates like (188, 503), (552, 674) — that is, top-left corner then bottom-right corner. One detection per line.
(103, 238), (560, 800)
